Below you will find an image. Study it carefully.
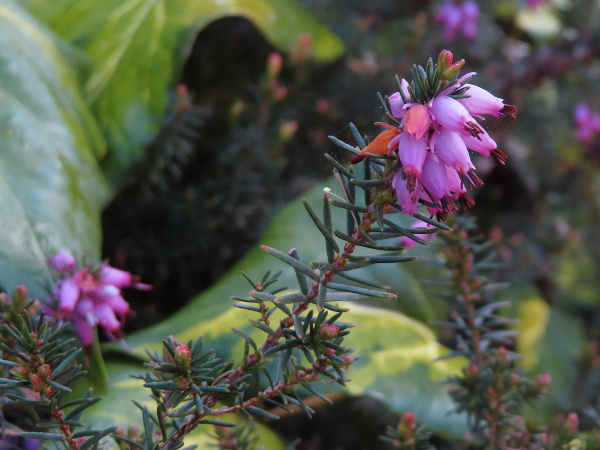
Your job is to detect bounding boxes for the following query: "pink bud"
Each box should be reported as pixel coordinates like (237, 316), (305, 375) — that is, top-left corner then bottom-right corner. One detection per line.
(318, 324), (340, 340)
(536, 374), (552, 386)
(29, 373), (45, 391)
(266, 52), (284, 79)
(48, 250), (76, 273)
(566, 412), (579, 433)
(174, 344), (192, 367)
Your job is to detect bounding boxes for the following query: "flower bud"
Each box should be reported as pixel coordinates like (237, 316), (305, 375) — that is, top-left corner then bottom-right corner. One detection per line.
(466, 364), (479, 376)
(442, 59), (465, 81)
(318, 324), (340, 340)
(38, 364), (52, 378)
(266, 52), (284, 80)
(511, 373), (521, 386)
(566, 412), (579, 433)
(536, 374), (552, 387)
(437, 50), (454, 69)
(496, 346), (508, 361)
(12, 285), (28, 309)
(173, 344), (192, 368)
(29, 373), (45, 391)
(279, 120), (299, 141)
(399, 411), (416, 435)
(10, 365), (29, 379)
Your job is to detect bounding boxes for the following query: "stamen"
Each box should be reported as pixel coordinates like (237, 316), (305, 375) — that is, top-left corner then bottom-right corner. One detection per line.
(491, 148), (508, 165)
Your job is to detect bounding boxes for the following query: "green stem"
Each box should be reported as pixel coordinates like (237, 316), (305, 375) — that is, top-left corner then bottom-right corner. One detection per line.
(87, 327), (109, 388)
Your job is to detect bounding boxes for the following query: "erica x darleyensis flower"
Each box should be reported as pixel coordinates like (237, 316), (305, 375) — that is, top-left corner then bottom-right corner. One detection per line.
(436, 0), (480, 42)
(352, 50), (516, 221)
(574, 103), (600, 144)
(46, 250), (151, 345)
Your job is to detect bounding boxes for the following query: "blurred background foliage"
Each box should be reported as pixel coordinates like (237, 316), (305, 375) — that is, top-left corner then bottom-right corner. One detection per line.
(5, 0), (600, 446)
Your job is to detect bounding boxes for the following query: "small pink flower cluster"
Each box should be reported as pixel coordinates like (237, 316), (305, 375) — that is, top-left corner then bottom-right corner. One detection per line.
(46, 250), (151, 345)
(352, 51), (515, 221)
(436, 0), (479, 42)
(574, 103), (600, 143)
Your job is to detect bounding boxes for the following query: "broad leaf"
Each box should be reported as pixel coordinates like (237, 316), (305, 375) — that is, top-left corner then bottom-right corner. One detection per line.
(0, 0), (108, 296)
(21, 0), (345, 181)
(503, 285), (586, 420)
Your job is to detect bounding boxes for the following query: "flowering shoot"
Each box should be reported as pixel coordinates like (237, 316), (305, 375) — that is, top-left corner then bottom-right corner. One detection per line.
(353, 50), (516, 221)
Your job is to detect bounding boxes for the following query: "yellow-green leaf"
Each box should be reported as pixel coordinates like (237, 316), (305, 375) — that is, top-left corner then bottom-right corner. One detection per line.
(21, 0), (344, 180)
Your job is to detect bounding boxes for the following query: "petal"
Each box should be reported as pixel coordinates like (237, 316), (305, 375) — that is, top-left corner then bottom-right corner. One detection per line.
(58, 278), (80, 313)
(94, 303), (121, 332)
(575, 103), (592, 125)
(75, 319), (95, 346)
(99, 265), (132, 287)
(430, 96), (483, 136)
(101, 288), (130, 315)
(462, 1), (479, 20)
(458, 84), (504, 117)
(403, 104), (431, 139)
(432, 128), (474, 174)
(399, 133), (428, 176)
(48, 250), (76, 273)
(392, 171), (421, 216)
(420, 153), (450, 201)
(461, 130), (497, 157)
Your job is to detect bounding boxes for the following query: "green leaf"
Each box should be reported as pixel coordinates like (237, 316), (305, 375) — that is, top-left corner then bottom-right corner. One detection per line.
(0, 0), (108, 296)
(21, 0), (344, 181)
(503, 285), (586, 419)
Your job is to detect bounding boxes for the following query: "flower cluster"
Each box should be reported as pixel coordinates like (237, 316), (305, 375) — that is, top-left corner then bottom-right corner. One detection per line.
(46, 250), (151, 345)
(574, 103), (600, 144)
(436, 0), (479, 42)
(353, 50), (516, 221)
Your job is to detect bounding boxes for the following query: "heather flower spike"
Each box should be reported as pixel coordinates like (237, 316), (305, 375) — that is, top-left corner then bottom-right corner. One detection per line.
(46, 250), (151, 346)
(354, 50), (516, 221)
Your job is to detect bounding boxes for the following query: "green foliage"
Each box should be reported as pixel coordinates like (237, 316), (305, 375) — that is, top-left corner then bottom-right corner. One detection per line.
(86, 177), (468, 439)
(20, 0), (344, 182)
(0, 0), (108, 297)
(0, 287), (116, 447)
(0, 0), (344, 298)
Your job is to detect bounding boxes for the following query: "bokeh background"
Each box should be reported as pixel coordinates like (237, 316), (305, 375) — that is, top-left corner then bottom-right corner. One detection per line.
(5, 0), (600, 447)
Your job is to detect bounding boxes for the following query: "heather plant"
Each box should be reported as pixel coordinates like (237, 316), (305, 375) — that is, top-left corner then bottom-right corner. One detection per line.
(4, 0), (600, 448)
(0, 45), (520, 447)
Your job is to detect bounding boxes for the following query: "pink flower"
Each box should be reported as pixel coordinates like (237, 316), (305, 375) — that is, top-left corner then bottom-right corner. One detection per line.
(574, 103), (600, 143)
(436, 1), (479, 42)
(388, 79), (411, 118)
(46, 251), (151, 345)
(392, 171), (423, 216)
(47, 250), (76, 273)
(430, 95), (483, 137)
(431, 127), (474, 174)
(458, 84), (505, 118)
(375, 50), (515, 221)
